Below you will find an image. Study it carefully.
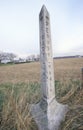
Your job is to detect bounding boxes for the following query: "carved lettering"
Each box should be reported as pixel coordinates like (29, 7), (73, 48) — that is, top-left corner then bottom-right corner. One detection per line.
(46, 27), (49, 33)
(46, 22), (48, 25)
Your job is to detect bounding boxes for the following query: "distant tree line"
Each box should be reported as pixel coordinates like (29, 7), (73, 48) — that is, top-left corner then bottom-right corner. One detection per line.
(0, 51), (40, 64)
(54, 55), (83, 59)
(0, 51), (82, 64)
(0, 52), (16, 63)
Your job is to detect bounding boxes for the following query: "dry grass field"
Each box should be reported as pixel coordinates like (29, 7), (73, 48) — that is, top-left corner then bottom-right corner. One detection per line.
(0, 57), (83, 130)
(0, 58), (83, 84)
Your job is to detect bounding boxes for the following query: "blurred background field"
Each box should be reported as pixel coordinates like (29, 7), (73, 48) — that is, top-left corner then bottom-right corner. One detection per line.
(0, 58), (83, 84)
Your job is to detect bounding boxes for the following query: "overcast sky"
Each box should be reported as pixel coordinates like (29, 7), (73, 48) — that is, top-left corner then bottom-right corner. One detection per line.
(0, 0), (83, 57)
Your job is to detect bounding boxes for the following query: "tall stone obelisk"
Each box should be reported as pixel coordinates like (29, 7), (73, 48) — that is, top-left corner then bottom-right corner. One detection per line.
(31, 5), (68, 130)
(39, 5), (55, 103)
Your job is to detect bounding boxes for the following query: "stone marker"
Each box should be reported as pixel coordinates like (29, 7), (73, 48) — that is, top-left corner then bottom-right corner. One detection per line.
(31, 5), (68, 130)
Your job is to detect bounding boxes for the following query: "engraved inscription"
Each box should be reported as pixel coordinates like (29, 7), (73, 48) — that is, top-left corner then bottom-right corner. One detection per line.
(39, 5), (55, 99)
(46, 20), (49, 25)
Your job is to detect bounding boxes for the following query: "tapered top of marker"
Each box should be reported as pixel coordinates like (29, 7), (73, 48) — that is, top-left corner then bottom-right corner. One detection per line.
(41, 5), (47, 11)
(39, 5), (49, 17)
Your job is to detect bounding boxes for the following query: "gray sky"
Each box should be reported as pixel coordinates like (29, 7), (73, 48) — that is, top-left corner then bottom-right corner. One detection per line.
(0, 0), (83, 57)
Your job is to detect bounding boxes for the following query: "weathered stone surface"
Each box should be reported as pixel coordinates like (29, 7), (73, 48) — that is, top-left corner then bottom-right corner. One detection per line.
(39, 5), (55, 103)
(31, 5), (68, 130)
(31, 101), (68, 130)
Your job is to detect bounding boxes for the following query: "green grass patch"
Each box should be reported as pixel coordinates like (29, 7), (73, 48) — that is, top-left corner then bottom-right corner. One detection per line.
(0, 63), (15, 66)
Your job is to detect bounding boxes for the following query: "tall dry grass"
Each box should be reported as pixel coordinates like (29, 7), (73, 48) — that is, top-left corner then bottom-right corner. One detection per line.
(0, 80), (83, 130)
(0, 83), (40, 130)
(56, 80), (83, 130)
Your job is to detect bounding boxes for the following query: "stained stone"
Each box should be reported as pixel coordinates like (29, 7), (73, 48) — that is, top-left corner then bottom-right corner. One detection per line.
(31, 5), (68, 130)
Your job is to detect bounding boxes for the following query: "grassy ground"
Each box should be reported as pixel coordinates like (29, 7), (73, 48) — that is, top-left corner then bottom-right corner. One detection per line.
(0, 58), (83, 130)
(0, 81), (82, 130)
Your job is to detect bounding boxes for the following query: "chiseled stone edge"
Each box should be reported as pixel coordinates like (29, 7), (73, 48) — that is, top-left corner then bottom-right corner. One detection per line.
(31, 100), (68, 130)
